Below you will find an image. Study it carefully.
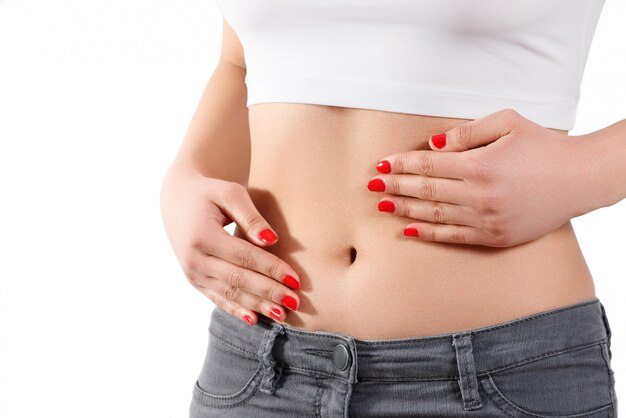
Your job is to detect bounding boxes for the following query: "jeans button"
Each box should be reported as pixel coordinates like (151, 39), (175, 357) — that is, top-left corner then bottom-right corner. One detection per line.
(333, 343), (350, 371)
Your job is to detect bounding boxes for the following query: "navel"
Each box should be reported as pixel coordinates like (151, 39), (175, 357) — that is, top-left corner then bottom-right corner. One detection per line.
(349, 246), (358, 264)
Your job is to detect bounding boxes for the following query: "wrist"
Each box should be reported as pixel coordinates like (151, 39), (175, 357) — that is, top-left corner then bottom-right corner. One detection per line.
(566, 130), (623, 218)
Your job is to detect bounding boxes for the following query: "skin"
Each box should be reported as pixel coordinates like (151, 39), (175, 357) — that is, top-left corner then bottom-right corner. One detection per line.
(239, 103), (597, 339)
(161, 19), (626, 340)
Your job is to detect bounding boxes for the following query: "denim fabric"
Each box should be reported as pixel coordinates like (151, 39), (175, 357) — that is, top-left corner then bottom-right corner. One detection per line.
(189, 297), (618, 417)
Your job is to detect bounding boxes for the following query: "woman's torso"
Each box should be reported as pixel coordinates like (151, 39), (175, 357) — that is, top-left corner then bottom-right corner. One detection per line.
(234, 102), (595, 340)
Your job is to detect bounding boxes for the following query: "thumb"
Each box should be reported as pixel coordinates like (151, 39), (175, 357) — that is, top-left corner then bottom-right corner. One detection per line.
(216, 182), (279, 246)
(429, 108), (518, 151)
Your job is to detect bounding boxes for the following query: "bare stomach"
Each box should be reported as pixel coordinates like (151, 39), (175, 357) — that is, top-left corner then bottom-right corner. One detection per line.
(234, 102), (596, 340)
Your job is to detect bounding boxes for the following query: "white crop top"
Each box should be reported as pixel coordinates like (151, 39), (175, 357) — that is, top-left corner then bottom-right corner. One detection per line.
(215, 0), (606, 131)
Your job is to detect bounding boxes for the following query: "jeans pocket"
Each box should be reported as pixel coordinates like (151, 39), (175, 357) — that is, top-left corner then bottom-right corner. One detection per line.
(192, 330), (263, 408)
(480, 342), (614, 417)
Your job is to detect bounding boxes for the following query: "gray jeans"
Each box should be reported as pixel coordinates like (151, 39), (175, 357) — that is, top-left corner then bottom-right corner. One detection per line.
(189, 297), (618, 417)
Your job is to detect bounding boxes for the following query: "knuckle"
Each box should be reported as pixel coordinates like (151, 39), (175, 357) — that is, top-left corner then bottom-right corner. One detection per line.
(228, 269), (246, 289)
(456, 123), (473, 148)
(391, 175), (402, 194)
(268, 261), (282, 281)
(265, 284), (278, 302)
(221, 181), (245, 201)
(238, 246), (256, 269)
(501, 108), (520, 120)
(242, 211), (265, 231)
(450, 230), (467, 244)
(399, 197), (413, 215)
(188, 234), (205, 250)
(223, 284), (241, 302)
(180, 251), (196, 276)
(477, 190), (502, 214)
(417, 153), (434, 176)
(482, 214), (505, 236)
(255, 298), (266, 314)
(490, 232), (510, 248)
(396, 153), (407, 173)
(482, 217), (508, 246)
(431, 203), (447, 224)
(418, 180), (435, 200)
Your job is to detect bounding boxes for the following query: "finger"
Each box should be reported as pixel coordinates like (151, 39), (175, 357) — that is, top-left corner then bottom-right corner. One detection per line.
(377, 196), (478, 228)
(202, 227), (302, 290)
(403, 222), (498, 246)
(376, 149), (469, 180)
(210, 180), (280, 247)
(368, 174), (472, 206)
(187, 273), (262, 326)
(196, 250), (300, 312)
(429, 108), (519, 151)
(198, 275), (289, 324)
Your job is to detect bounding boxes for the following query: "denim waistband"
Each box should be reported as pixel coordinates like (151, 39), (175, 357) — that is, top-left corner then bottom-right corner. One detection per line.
(207, 297), (609, 386)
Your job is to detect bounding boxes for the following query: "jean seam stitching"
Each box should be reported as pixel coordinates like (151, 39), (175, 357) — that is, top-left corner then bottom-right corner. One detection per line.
(209, 327), (260, 360)
(475, 338), (607, 376)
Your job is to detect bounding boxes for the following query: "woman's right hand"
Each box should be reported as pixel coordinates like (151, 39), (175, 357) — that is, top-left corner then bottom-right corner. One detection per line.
(160, 165), (301, 326)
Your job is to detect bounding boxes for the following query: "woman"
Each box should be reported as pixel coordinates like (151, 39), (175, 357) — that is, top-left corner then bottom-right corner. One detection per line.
(160, 0), (622, 416)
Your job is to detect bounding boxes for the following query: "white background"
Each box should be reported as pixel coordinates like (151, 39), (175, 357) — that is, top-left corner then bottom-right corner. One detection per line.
(1, 1), (625, 417)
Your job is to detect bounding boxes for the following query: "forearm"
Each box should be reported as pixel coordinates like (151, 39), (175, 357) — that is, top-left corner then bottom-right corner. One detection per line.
(166, 60), (251, 186)
(572, 118), (626, 216)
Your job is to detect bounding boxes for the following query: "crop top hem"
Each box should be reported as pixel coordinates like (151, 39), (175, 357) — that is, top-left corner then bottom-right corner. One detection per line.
(245, 75), (577, 131)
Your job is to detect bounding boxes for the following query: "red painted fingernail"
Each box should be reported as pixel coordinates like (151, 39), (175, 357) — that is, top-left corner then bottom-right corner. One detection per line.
(378, 200), (395, 212)
(367, 178), (385, 192)
(283, 274), (300, 290)
(404, 227), (419, 237)
(281, 295), (298, 311)
(243, 314), (254, 326)
(258, 228), (277, 244)
(376, 160), (391, 173)
(269, 307), (282, 321)
(431, 133), (446, 149)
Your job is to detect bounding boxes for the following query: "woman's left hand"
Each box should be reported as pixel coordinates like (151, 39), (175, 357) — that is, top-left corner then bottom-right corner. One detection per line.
(369, 108), (591, 247)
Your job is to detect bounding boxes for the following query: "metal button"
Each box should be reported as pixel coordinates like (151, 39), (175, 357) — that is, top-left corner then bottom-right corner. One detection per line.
(333, 343), (350, 371)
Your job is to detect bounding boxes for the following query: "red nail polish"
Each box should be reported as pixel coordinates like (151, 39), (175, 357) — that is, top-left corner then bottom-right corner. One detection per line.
(376, 160), (391, 174)
(281, 295), (298, 310)
(378, 200), (395, 212)
(283, 275), (300, 290)
(269, 307), (282, 321)
(404, 227), (419, 237)
(431, 133), (446, 149)
(367, 178), (385, 192)
(258, 228), (277, 244)
(243, 314), (254, 326)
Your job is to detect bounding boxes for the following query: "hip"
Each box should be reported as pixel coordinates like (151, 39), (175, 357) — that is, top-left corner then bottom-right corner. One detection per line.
(189, 297), (617, 417)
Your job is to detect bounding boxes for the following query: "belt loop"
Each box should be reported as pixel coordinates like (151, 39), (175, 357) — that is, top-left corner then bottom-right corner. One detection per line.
(600, 302), (612, 360)
(257, 323), (286, 395)
(452, 331), (483, 411)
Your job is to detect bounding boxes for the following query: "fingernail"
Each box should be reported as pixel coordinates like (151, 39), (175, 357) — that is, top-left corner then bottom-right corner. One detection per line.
(269, 307), (282, 321)
(378, 200), (395, 212)
(281, 295), (298, 310)
(404, 227), (419, 237)
(283, 274), (300, 290)
(431, 133), (446, 149)
(258, 228), (277, 244)
(376, 160), (391, 173)
(243, 314), (254, 326)
(367, 178), (385, 192)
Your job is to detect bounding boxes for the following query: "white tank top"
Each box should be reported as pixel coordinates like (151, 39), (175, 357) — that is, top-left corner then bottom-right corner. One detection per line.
(215, 0), (605, 130)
